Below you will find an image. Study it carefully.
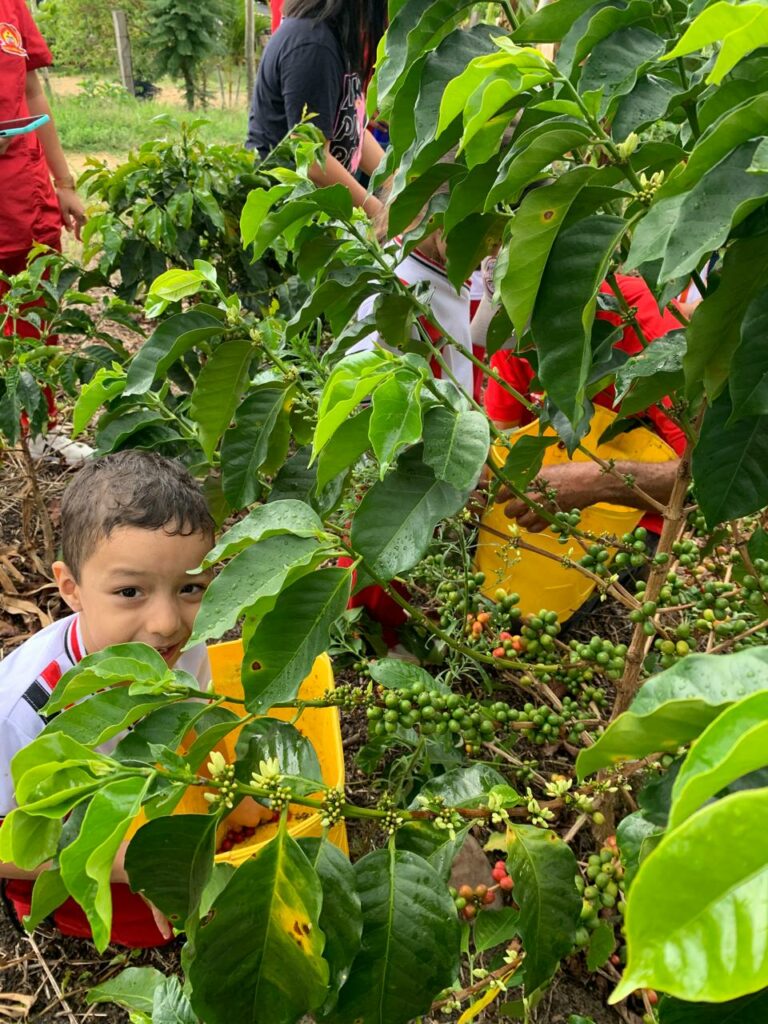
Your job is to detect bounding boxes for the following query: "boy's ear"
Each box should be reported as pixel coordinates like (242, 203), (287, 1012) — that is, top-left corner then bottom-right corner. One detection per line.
(52, 560), (83, 612)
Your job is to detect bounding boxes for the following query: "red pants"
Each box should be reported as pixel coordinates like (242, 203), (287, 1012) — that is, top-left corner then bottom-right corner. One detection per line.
(4, 878), (173, 948)
(0, 248), (59, 426)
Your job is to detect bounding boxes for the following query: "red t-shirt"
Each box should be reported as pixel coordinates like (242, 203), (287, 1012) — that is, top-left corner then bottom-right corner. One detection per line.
(270, 0), (283, 32)
(0, 0), (62, 260)
(484, 275), (686, 532)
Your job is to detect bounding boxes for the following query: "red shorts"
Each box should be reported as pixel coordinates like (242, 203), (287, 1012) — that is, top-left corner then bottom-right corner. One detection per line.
(4, 878), (173, 949)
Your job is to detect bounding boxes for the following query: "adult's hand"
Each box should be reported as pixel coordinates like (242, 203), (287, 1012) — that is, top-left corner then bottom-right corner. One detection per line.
(496, 463), (599, 532)
(56, 186), (87, 239)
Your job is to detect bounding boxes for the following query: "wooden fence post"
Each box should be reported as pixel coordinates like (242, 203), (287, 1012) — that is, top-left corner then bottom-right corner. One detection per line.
(245, 0), (256, 101)
(112, 10), (135, 96)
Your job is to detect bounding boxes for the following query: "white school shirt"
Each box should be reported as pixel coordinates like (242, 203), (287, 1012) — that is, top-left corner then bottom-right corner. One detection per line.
(0, 614), (211, 815)
(350, 248), (474, 398)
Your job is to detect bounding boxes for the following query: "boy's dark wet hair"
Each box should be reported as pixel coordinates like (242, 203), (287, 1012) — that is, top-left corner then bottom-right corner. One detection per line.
(60, 451), (215, 580)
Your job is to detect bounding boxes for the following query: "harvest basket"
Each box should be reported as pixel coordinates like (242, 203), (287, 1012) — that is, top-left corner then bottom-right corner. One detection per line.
(474, 406), (677, 621)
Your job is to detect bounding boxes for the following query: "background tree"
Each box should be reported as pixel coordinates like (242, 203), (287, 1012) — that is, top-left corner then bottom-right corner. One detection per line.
(146, 0), (224, 109)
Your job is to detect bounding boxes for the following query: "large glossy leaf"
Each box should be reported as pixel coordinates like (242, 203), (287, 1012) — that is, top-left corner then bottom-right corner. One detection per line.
(668, 691), (768, 830)
(682, 234), (768, 399)
(44, 645), (171, 714)
(474, 906), (520, 954)
(486, 125), (594, 209)
(299, 838), (363, 1015)
(579, 28), (665, 116)
(0, 810), (61, 870)
(630, 142), (768, 282)
(611, 789), (768, 1003)
(328, 847), (460, 1024)
(659, 990), (768, 1023)
(496, 167), (595, 338)
(374, 0), (476, 114)
(513, 0), (601, 42)
(314, 351), (396, 456)
(188, 534), (326, 646)
(497, 434), (557, 491)
(412, 764), (508, 809)
(662, 2), (768, 85)
(576, 649), (768, 779)
(190, 339), (253, 461)
(392, 25), (497, 186)
(503, 825), (581, 993)
(558, 0), (657, 75)
(351, 445), (466, 583)
(613, 74), (681, 141)
(729, 286), (768, 419)
(59, 776), (149, 951)
(42, 689), (178, 747)
(124, 310), (223, 396)
(189, 828), (328, 1024)
(220, 383), (292, 508)
(242, 567), (352, 712)
(25, 868), (70, 931)
(615, 810), (662, 890)
(692, 390), (768, 527)
(244, 186), (353, 260)
(369, 372), (423, 476)
(316, 408), (372, 491)
(664, 93), (768, 198)
(87, 966), (165, 1015)
(422, 407), (489, 491)
(201, 500), (327, 567)
(530, 214), (627, 423)
(614, 330), (686, 413)
(125, 814), (217, 926)
(235, 719), (322, 791)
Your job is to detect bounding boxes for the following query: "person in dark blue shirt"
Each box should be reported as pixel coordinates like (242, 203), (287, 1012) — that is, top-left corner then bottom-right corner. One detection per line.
(247, 0), (389, 226)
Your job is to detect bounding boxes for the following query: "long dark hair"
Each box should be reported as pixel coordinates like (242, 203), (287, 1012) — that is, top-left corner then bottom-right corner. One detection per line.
(283, 0), (388, 82)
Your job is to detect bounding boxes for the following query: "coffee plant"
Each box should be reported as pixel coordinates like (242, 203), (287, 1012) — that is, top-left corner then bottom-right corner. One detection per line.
(4, 1), (768, 1021)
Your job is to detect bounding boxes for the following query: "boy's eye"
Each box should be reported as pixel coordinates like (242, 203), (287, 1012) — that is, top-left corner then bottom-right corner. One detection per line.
(180, 582), (207, 596)
(116, 587), (139, 598)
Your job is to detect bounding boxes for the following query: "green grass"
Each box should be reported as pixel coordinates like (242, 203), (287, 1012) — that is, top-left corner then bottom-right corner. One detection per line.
(52, 93), (249, 154)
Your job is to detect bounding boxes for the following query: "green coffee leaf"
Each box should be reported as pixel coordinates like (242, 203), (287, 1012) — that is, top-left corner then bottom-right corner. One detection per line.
(242, 567), (352, 712)
(504, 825), (581, 993)
(189, 828), (328, 1024)
(329, 847), (460, 1024)
(190, 339), (253, 461)
(189, 534), (326, 646)
(124, 310), (223, 396)
(612, 789), (768, 1003)
(125, 814), (218, 925)
(299, 838), (363, 1015)
(351, 445), (467, 583)
(577, 649), (768, 779)
(669, 690), (768, 829)
(59, 776), (150, 951)
(87, 967), (165, 1015)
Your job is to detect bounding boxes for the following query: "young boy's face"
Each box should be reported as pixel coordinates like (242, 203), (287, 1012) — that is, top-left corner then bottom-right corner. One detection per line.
(53, 525), (214, 666)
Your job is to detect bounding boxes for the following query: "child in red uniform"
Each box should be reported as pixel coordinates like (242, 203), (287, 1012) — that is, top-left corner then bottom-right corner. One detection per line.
(0, 0), (89, 463)
(484, 274), (687, 531)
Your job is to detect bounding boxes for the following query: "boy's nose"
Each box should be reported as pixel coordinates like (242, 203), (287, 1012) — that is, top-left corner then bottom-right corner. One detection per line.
(146, 598), (183, 640)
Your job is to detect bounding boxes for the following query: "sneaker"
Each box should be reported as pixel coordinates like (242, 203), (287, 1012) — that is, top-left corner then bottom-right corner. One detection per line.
(28, 428), (95, 468)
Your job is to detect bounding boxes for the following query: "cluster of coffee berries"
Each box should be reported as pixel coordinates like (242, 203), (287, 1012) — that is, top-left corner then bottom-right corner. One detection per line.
(549, 508), (582, 543)
(574, 840), (626, 946)
(568, 634), (627, 684)
(217, 823), (261, 853)
(450, 882), (496, 921)
(613, 526), (651, 571)
(491, 859), (514, 890)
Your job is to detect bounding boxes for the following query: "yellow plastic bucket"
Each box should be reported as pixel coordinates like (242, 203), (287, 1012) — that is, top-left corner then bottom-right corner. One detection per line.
(474, 407), (676, 621)
(128, 641), (348, 861)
